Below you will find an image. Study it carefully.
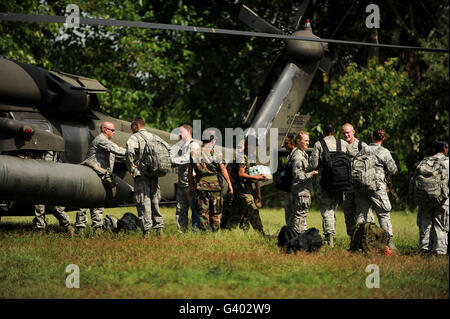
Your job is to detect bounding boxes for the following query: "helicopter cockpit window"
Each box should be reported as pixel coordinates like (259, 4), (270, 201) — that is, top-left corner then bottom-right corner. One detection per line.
(0, 111), (13, 119)
(22, 119), (52, 133)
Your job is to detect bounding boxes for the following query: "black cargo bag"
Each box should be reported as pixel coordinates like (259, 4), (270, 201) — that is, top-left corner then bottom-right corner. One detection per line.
(278, 226), (322, 253)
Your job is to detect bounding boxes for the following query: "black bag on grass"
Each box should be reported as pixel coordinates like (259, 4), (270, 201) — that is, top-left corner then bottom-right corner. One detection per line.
(117, 212), (140, 232)
(278, 226), (322, 253)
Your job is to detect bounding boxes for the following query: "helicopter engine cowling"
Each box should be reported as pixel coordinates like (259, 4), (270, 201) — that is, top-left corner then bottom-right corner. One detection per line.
(287, 30), (325, 64)
(0, 155), (133, 208)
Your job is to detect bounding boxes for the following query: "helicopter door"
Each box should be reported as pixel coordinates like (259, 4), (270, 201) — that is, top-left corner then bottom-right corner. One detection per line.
(60, 123), (90, 164)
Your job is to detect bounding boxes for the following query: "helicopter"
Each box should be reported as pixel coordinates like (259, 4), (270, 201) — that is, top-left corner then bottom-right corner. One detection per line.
(0, 3), (448, 219)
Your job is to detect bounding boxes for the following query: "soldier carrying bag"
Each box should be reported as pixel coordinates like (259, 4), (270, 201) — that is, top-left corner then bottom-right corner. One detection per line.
(351, 153), (378, 193)
(138, 131), (172, 177)
(319, 138), (352, 193)
(411, 156), (448, 206)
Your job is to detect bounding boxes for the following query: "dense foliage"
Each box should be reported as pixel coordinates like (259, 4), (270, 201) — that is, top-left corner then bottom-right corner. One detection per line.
(1, 0), (448, 207)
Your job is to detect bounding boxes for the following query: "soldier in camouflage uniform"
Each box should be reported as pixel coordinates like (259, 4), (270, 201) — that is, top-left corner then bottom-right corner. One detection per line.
(171, 123), (201, 233)
(286, 132), (318, 233)
(225, 139), (266, 234)
(415, 141), (449, 255)
(341, 123), (373, 237)
(30, 150), (74, 235)
(283, 135), (296, 226)
(188, 131), (233, 232)
(126, 117), (165, 238)
(354, 129), (398, 250)
(75, 122), (126, 235)
(309, 123), (358, 247)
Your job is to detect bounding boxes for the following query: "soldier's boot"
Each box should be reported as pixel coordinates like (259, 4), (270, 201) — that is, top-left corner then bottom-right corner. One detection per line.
(76, 228), (85, 237)
(93, 227), (103, 235)
(156, 228), (164, 238)
(35, 227), (46, 235)
(388, 237), (397, 251)
(66, 225), (75, 237)
(143, 229), (150, 239)
(325, 234), (334, 248)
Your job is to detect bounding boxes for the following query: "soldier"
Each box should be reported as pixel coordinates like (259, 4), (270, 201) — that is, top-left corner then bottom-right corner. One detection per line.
(286, 132), (318, 233)
(225, 138), (266, 234)
(283, 134), (297, 226)
(31, 151), (74, 236)
(75, 121), (126, 236)
(415, 140), (449, 255)
(341, 123), (373, 237)
(126, 117), (165, 238)
(354, 129), (398, 250)
(188, 130), (233, 232)
(309, 123), (357, 247)
(171, 123), (201, 233)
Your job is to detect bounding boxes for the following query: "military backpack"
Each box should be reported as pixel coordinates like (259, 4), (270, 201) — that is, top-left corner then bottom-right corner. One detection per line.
(319, 138), (352, 193)
(350, 222), (389, 254)
(351, 153), (378, 192)
(277, 225), (322, 254)
(412, 156), (448, 205)
(275, 149), (296, 192)
(138, 131), (173, 177)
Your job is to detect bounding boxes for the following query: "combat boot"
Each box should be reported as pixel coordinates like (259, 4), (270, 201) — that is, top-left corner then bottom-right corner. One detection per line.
(66, 225), (75, 237)
(388, 237), (397, 251)
(156, 228), (164, 238)
(325, 234), (334, 247)
(143, 230), (150, 239)
(93, 227), (103, 235)
(35, 227), (46, 235)
(77, 228), (85, 237)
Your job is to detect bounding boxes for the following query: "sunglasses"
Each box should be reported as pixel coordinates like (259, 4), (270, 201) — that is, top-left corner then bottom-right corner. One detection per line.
(105, 127), (115, 132)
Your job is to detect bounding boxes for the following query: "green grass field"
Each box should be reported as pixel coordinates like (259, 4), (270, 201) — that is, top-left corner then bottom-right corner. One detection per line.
(0, 207), (448, 299)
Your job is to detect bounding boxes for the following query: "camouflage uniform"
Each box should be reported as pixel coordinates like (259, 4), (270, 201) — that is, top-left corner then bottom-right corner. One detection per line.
(226, 154), (264, 233)
(285, 148), (314, 233)
(126, 128), (164, 232)
(309, 135), (357, 237)
(416, 152), (449, 254)
(192, 146), (224, 232)
(31, 151), (71, 230)
(171, 138), (201, 232)
(76, 133), (126, 229)
(341, 138), (374, 236)
(354, 143), (397, 237)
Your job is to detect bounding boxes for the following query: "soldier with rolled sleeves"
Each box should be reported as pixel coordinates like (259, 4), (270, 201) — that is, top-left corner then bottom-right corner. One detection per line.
(354, 129), (398, 250)
(171, 123), (201, 233)
(75, 121), (126, 236)
(308, 123), (357, 247)
(415, 140), (449, 255)
(341, 123), (373, 237)
(31, 151), (74, 235)
(188, 130), (233, 232)
(286, 132), (318, 233)
(126, 117), (165, 238)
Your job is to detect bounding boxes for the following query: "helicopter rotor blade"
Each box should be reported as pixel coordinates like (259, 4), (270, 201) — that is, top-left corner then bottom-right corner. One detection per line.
(0, 12), (448, 53)
(238, 5), (284, 35)
(292, 0), (311, 31)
